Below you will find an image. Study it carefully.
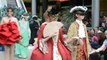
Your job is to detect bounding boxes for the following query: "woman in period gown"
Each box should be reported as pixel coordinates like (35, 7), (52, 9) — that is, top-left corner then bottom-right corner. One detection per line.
(30, 5), (71, 60)
(15, 13), (31, 59)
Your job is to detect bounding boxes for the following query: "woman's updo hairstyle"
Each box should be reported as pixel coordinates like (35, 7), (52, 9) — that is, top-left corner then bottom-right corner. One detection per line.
(47, 5), (60, 16)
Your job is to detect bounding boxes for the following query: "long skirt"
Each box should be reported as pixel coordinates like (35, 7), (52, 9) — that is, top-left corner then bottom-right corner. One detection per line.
(30, 40), (71, 60)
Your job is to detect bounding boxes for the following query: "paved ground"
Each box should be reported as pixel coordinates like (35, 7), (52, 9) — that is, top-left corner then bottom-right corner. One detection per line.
(0, 46), (34, 60)
(0, 46), (105, 60)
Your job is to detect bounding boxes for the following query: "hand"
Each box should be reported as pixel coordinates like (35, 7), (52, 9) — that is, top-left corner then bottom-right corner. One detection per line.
(90, 50), (96, 54)
(79, 38), (83, 46)
(33, 38), (38, 45)
(72, 37), (80, 46)
(65, 37), (79, 44)
(47, 6), (52, 11)
(64, 40), (67, 46)
(90, 50), (99, 54)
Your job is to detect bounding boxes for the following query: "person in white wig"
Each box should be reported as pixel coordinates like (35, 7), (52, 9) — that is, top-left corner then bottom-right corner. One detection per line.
(65, 6), (92, 60)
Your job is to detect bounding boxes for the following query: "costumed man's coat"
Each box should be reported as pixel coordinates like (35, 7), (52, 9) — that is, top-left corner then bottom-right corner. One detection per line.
(67, 21), (91, 60)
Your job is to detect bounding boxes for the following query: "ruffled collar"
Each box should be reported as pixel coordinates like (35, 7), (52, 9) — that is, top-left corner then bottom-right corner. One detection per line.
(76, 19), (83, 24)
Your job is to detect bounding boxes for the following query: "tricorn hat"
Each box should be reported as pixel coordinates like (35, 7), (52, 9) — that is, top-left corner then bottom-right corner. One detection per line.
(70, 6), (88, 14)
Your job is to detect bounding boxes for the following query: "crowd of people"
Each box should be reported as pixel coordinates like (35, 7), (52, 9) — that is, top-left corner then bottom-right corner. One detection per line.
(0, 5), (107, 60)
(88, 27), (107, 60)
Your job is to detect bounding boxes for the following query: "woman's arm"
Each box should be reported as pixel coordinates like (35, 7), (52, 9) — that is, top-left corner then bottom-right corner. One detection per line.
(43, 32), (57, 42)
(91, 40), (107, 54)
(96, 44), (106, 52)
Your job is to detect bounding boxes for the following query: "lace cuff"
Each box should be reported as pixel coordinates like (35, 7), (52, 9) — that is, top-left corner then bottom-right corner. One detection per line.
(39, 39), (48, 54)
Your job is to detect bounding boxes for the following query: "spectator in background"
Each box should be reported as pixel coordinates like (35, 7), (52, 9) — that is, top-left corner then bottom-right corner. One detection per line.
(90, 30), (103, 49)
(15, 13), (31, 59)
(99, 15), (107, 32)
(89, 28), (105, 48)
(104, 15), (107, 23)
(29, 15), (40, 45)
(90, 30), (107, 60)
(103, 16), (107, 32)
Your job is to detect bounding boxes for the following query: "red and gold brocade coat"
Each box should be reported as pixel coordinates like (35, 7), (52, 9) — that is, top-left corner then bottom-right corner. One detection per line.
(67, 21), (91, 60)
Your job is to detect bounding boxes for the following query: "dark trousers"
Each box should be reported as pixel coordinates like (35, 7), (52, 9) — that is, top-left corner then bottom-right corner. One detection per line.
(89, 52), (101, 60)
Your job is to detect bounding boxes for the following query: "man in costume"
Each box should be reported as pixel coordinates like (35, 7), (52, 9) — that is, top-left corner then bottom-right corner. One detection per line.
(66, 6), (91, 60)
